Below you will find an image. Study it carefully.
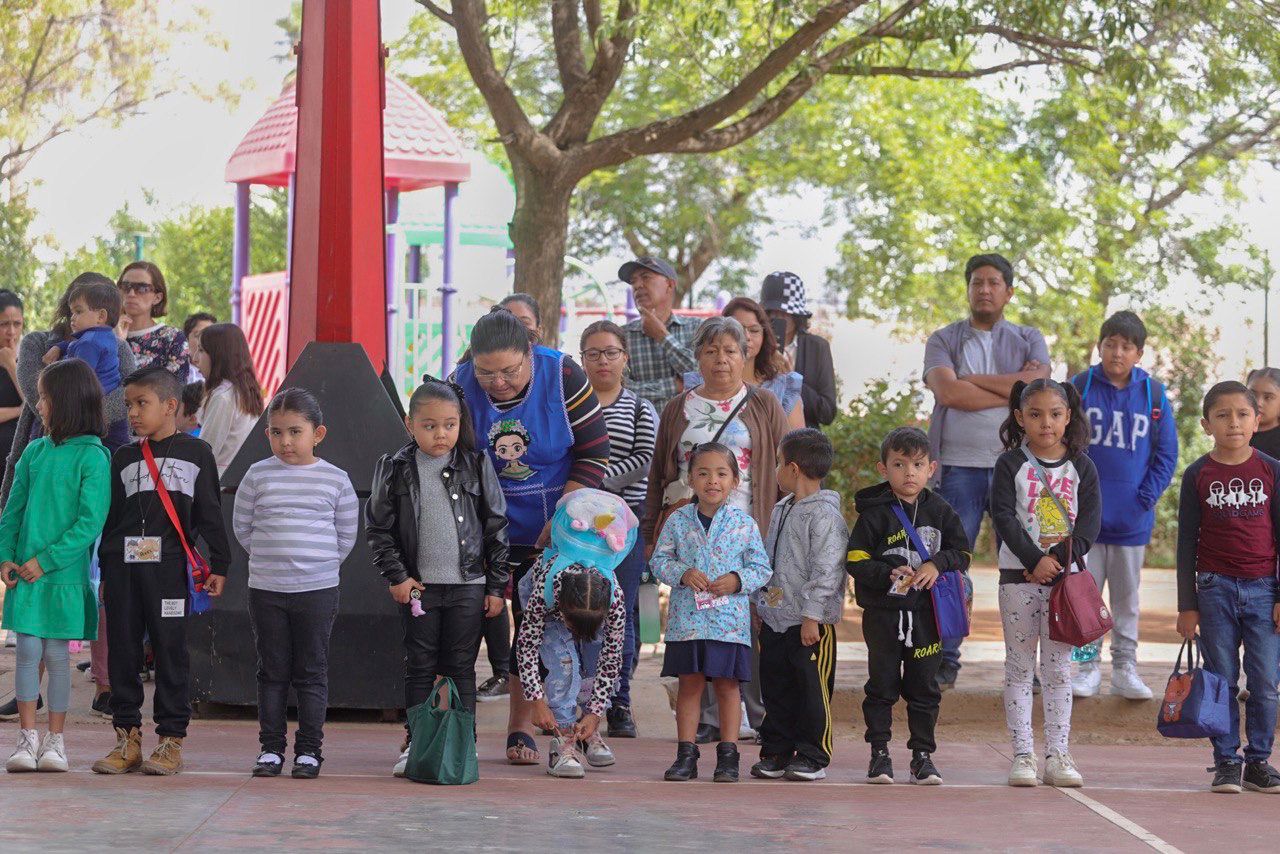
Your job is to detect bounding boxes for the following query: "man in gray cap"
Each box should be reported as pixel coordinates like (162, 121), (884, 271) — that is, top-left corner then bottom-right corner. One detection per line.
(619, 257), (698, 410)
(761, 271), (837, 428)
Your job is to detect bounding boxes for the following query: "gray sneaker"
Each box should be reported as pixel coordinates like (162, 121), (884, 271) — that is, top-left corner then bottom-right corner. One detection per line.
(579, 732), (615, 768)
(477, 674), (509, 702)
(547, 737), (585, 778)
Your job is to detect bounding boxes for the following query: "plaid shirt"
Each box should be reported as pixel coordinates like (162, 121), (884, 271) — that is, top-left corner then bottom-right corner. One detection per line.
(623, 313), (698, 410)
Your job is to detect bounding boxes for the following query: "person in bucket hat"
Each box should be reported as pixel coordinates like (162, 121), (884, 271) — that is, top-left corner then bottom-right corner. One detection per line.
(760, 272), (836, 428)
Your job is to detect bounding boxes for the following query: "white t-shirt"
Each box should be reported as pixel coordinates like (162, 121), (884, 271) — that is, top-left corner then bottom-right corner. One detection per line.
(197, 380), (258, 477)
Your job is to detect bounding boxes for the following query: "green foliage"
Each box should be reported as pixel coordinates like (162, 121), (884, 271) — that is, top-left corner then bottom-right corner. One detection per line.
(825, 379), (925, 524)
(0, 195), (40, 300)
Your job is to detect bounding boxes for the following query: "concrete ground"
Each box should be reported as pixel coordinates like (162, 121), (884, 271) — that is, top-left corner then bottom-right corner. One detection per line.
(1, 567), (1275, 852)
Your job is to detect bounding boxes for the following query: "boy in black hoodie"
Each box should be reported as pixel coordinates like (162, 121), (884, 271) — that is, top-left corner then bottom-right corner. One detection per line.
(847, 427), (970, 785)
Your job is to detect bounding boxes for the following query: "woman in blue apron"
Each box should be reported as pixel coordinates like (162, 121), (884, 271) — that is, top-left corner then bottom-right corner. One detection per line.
(454, 306), (611, 765)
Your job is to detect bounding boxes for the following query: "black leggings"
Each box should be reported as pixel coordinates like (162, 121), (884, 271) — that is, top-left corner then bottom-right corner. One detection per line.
(402, 584), (485, 735)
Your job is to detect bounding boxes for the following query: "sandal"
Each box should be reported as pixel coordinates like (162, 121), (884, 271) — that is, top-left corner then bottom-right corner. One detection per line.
(506, 731), (540, 765)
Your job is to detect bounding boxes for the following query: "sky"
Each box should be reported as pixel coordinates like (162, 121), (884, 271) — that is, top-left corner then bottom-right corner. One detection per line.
(20, 1), (1274, 390)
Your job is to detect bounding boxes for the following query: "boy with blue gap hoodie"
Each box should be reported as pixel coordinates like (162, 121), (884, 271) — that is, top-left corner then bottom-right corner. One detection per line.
(1070, 311), (1178, 700)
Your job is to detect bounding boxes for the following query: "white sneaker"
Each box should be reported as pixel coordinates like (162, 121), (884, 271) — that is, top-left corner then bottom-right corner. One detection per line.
(36, 732), (68, 772)
(1044, 751), (1084, 787)
(6, 729), (39, 773)
(1072, 663), (1101, 698)
(392, 743), (410, 778)
(547, 736), (585, 778)
(737, 702), (757, 741)
(1110, 662), (1153, 700)
(1008, 753), (1038, 787)
(579, 732), (615, 768)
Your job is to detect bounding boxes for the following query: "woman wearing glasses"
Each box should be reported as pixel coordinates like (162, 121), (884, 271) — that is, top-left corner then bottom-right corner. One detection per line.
(453, 306), (611, 765)
(116, 262), (190, 381)
(578, 320), (657, 740)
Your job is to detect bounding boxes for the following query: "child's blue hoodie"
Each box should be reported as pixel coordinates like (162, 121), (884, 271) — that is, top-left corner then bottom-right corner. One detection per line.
(1070, 364), (1178, 546)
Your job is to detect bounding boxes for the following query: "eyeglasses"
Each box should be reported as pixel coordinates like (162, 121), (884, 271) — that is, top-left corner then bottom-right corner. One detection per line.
(474, 355), (527, 386)
(581, 347), (625, 363)
(118, 282), (155, 295)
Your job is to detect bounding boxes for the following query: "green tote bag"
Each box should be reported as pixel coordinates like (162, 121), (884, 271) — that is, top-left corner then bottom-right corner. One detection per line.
(404, 678), (479, 785)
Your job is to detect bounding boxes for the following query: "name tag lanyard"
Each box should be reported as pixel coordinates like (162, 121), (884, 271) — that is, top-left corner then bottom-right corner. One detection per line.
(135, 434), (179, 539)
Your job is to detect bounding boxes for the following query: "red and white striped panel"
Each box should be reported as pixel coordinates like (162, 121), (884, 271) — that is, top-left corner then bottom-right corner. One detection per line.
(240, 272), (289, 399)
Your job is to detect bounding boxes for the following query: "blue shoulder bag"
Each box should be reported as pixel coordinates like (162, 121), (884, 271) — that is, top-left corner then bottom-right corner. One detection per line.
(889, 504), (969, 642)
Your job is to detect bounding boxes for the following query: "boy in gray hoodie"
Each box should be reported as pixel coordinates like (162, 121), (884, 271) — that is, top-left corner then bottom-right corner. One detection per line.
(751, 428), (849, 782)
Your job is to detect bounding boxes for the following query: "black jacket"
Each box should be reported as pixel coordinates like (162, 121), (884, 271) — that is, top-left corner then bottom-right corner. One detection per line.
(795, 332), (837, 427)
(365, 442), (510, 595)
(846, 482), (971, 611)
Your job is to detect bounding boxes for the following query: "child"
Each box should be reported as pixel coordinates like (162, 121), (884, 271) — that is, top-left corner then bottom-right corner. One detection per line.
(92, 367), (231, 776)
(516, 489), (633, 778)
(2, 361), (111, 772)
(1176, 381), (1280, 794)
(752, 428), (848, 782)
(1069, 311), (1178, 700)
(179, 382), (203, 436)
(365, 378), (510, 778)
(233, 388), (358, 779)
(650, 442), (771, 783)
(43, 277), (128, 447)
(192, 323), (263, 477)
(846, 426), (970, 786)
(1246, 368), (1280, 459)
(991, 379), (1100, 788)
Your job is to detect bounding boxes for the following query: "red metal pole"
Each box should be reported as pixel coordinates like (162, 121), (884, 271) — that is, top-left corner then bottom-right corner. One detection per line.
(287, 0), (388, 369)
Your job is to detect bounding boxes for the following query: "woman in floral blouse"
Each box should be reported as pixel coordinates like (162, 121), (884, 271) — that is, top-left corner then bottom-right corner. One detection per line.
(116, 261), (190, 381)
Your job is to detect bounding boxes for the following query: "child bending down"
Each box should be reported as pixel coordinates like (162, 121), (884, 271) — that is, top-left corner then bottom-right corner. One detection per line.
(650, 442), (771, 783)
(516, 489), (633, 778)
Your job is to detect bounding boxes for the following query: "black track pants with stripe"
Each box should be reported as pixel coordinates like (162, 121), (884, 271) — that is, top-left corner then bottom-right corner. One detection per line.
(758, 623), (836, 767)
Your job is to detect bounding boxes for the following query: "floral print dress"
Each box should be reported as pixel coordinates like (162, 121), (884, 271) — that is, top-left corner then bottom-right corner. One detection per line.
(679, 386), (753, 513)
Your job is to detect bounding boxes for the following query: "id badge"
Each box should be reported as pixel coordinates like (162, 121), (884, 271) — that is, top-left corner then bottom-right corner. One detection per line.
(694, 591), (729, 610)
(124, 536), (162, 564)
(888, 570), (913, 597)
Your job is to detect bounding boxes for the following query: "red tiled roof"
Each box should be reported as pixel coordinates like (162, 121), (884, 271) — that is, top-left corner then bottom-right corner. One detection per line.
(224, 74), (471, 190)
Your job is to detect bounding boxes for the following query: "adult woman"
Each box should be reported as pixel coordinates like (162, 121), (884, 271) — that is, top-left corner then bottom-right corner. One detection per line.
(644, 316), (787, 741)
(684, 297), (805, 432)
(760, 271), (836, 428)
(0, 291), (25, 459)
(194, 323), (263, 477)
(0, 275), (136, 721)
(117, 261), (190, 380)
(579, 319), (657, 739)
(453, 307), (610, 764)
(499, 293), (544, 343)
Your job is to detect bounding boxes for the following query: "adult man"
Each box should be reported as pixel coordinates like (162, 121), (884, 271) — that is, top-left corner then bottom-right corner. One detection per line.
(923, 253), (1050, 689)
(760, 272), (836, 428)
(619, 257), (698, 411)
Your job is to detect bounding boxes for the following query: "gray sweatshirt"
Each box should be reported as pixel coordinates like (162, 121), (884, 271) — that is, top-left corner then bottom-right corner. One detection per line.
(756, 489), (850, 632)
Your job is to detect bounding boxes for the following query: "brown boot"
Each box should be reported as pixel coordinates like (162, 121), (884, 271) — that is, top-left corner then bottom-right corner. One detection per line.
(141, 736), (184, 776)
(92, 727), (142, 774)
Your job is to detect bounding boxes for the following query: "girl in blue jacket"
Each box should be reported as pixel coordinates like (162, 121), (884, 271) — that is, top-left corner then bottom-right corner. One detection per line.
(650, 442), (771, 784)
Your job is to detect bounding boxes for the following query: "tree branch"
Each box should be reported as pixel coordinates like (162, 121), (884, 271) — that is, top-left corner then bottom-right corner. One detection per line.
(543, 0), (637, 146)
(417, 0), (455, 27)
(550, 0), (589, 93)
(1146, 111), (1280, 214)
(831, 58), (1054, 79)
(582, 0), (602, 40)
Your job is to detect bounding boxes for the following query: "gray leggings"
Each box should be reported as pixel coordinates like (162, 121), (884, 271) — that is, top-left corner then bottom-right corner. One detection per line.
(15, 633), (70, 713)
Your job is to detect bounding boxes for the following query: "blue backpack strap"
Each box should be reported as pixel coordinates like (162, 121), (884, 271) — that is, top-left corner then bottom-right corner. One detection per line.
(890, 504), (932, 563)
(1070, 368), (1092, 401)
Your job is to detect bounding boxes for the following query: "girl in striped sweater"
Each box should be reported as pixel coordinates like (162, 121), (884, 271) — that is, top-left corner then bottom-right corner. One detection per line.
(232, 388), (358, 779)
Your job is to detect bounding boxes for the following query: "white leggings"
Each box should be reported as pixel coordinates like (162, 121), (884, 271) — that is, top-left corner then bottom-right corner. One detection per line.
(999, 583), (1073, 756)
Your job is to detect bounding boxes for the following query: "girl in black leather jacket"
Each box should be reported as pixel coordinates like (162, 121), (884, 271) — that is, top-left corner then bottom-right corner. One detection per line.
(365, 378), (509, 776)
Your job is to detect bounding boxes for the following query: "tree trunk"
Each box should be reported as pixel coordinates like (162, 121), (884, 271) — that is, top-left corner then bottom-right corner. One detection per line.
(508, 156), (576, 349)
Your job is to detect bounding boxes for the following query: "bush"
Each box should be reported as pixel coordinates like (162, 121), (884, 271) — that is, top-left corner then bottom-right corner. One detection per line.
(826, 379), (925, 524)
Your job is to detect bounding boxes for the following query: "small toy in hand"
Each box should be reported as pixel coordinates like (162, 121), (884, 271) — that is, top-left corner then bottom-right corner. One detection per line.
(410, 587), (425, 617)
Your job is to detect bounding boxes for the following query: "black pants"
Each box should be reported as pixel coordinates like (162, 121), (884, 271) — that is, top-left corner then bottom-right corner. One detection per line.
(758, 623), (836, 767)
(862, 607), (943, 753)
(402, 584), (485, 736)
(482, 600), (510, 679)
(103, 560), (192, 738)
(506, 545), (542, 674)
(248, 586), (339, 758)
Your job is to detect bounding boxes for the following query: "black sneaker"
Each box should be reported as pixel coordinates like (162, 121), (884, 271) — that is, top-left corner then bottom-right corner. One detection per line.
(292, 753), (322, 779)
(77, 660), (92, 673)
(935, 666), (958, 693)
(1243, 761), (1280, 793)
(252, 752), (284, 777)
(694, 723), (720, 745)
(784, 755), (826, 781)
(476, 674), (509, 702)
(91, 691), (113, 719)
(606, 704), (637, 738)
(910, 750), (942, 785)
(867, 746), (894, 784)
(0, 695), (41, 721)
(750, 753), (792, 779)
(1210, 761), (1243, 794)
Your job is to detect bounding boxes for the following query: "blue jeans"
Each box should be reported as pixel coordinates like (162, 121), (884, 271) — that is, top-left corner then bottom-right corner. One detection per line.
(517, 569), (606, 728)
(1195, 573), (1280, 765)
(610, 525), (646, 708)
(936, 465), (991, 671)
